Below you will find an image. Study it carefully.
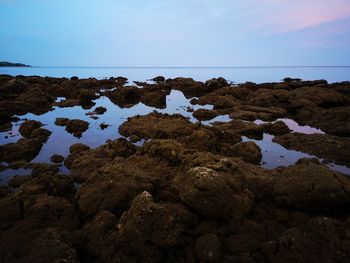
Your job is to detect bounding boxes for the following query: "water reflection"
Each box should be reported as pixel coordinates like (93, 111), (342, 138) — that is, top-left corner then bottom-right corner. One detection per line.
(1, 89), (349, 184)
(0, 168), (31, 184)
(254, 118), (325, 134)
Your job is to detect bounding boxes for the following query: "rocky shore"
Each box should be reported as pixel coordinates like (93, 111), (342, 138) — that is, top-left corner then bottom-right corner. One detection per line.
(0, 75), (350, 262)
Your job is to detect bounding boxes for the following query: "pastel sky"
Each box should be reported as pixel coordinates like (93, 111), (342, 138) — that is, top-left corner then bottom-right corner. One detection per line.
(1, 0), (350, 66)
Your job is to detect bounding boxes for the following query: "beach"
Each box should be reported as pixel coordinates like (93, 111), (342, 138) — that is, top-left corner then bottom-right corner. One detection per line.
(0, 75), (350, 262)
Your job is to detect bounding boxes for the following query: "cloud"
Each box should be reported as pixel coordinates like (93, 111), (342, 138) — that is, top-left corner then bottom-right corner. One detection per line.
(245, 0), (350, 33)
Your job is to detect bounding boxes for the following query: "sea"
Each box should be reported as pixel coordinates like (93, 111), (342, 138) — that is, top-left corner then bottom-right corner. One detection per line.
(0, 66), (350, 83)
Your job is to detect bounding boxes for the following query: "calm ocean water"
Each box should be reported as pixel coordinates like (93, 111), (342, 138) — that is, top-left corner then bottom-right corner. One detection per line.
(1, 66), (350, 83)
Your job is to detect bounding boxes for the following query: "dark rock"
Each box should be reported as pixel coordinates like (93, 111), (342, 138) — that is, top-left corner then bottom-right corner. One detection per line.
(213, 119), (264, 139)
(262, 120), (291, 135)
(50, 154), (64, 163)
(152, 76), (165, 82)
(273, 132), (350, 166)
(175, 166), (253, 220)
(18, 120), (43, 138)
(0, 122), (12, 132)
(8, 175), (31, 188)
(229, 141), (262, 164)
(118, 192), (184, 247)
(106, 86), (141, 108)
(0, 127), (51, 163)
(55, 117), (70, 126)
(99, 123), (110, 130)
(193, 109), (219, 121)
(55, 98), (80, 108)
(273, 163), (350, 211)
(76, 160), (155, 216)
(69, 143), (90, 154)
(195, 233), (221, 262)
(87, 106), (107, 115)
(55, 118), (89, 137)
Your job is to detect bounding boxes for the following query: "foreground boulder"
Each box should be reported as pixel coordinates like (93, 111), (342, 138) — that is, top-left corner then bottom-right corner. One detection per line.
(273, 163), (350, 211)
(175, 166), (253, 220)
(76, 160), (155, 216)
(118, 192), (184, 247)
(65, 138), (137, 182)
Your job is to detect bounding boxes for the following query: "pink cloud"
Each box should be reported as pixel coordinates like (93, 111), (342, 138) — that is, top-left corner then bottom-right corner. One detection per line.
(249, 0), (350, 33)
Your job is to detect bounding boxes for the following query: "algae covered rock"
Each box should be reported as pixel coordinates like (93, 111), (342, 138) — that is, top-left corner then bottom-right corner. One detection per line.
(175, 166), (253, 220)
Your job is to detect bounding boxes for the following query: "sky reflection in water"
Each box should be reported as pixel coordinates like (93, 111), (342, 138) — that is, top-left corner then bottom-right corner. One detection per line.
(1, 89), (349, 184)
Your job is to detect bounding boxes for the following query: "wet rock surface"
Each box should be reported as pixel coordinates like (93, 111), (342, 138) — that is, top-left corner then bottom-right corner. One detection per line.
(273, 132), (350, 166)
(55, 118), (89, 137)
(0, 124), (51, 163)
(1, 75), (350, 262)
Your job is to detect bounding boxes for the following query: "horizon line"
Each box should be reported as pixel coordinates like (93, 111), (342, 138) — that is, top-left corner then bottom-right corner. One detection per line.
(28, 65), (350, 69)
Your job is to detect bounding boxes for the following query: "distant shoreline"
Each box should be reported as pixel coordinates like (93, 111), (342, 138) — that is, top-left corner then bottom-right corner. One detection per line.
(0, 61), (31, 67)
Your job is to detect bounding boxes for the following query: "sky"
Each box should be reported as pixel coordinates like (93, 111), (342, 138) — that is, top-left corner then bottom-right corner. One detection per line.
(1, 0), (350, 67)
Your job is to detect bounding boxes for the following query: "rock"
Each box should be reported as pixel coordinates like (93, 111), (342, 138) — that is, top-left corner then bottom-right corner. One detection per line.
(166, 77), (217, 97)
(77, 210), (118, 260)
(17, 85), (53, 112)
(99, 122), (110, 130)
(263, 217), (348, 263)
(55, 118), (89, 137)
(129, 135), (140, 143)
(18, 120), (43, 138)
(69, 143), (90, 154)
(229, 141), (262, 164)
(106, 86), (141, 108)
(94, 106), (107, 114)
(213, 119), (264, 139)
(65, 149), (111, 183)
(22, 194), (79, 230)
(119, 111), (194, 140)
(193, 109), (219, 121)
(307, 106), (350, 137)
(87, 106), (107, 115)
(54, 98), (80, 108)
(229, 105), (287, 121)
(50, 154), (64, 163)
(0, 127), (51, 163)
(78, 89), (98, 104)
(140, 89), (169, 108)
(8, 175), (31, 188)
(104, 138), (137, 158)
(0, 111), (12, 125)
(30, 163), (59, 177)
(205, 77), (229, 89)
(273, 133), (350, 166)
(273, 163), (350, 211)
(55, 117), (70, 126)
(195, 233), (221, 262)
(140, 139), (190, 165)
(119, 112), (238, 153)
(262, 120), (291, 135)
(283, 77), (302, 82)
(152, 76), (165, 82)
(118, 192), (184, 247)
(17, 228), (79, 263)
(76, 160), (155, 216)
(65, 119), (89, 137)
(19, 171), (75, 198)
(175, 166), (253, 220)
(0, 122), (12, 132)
